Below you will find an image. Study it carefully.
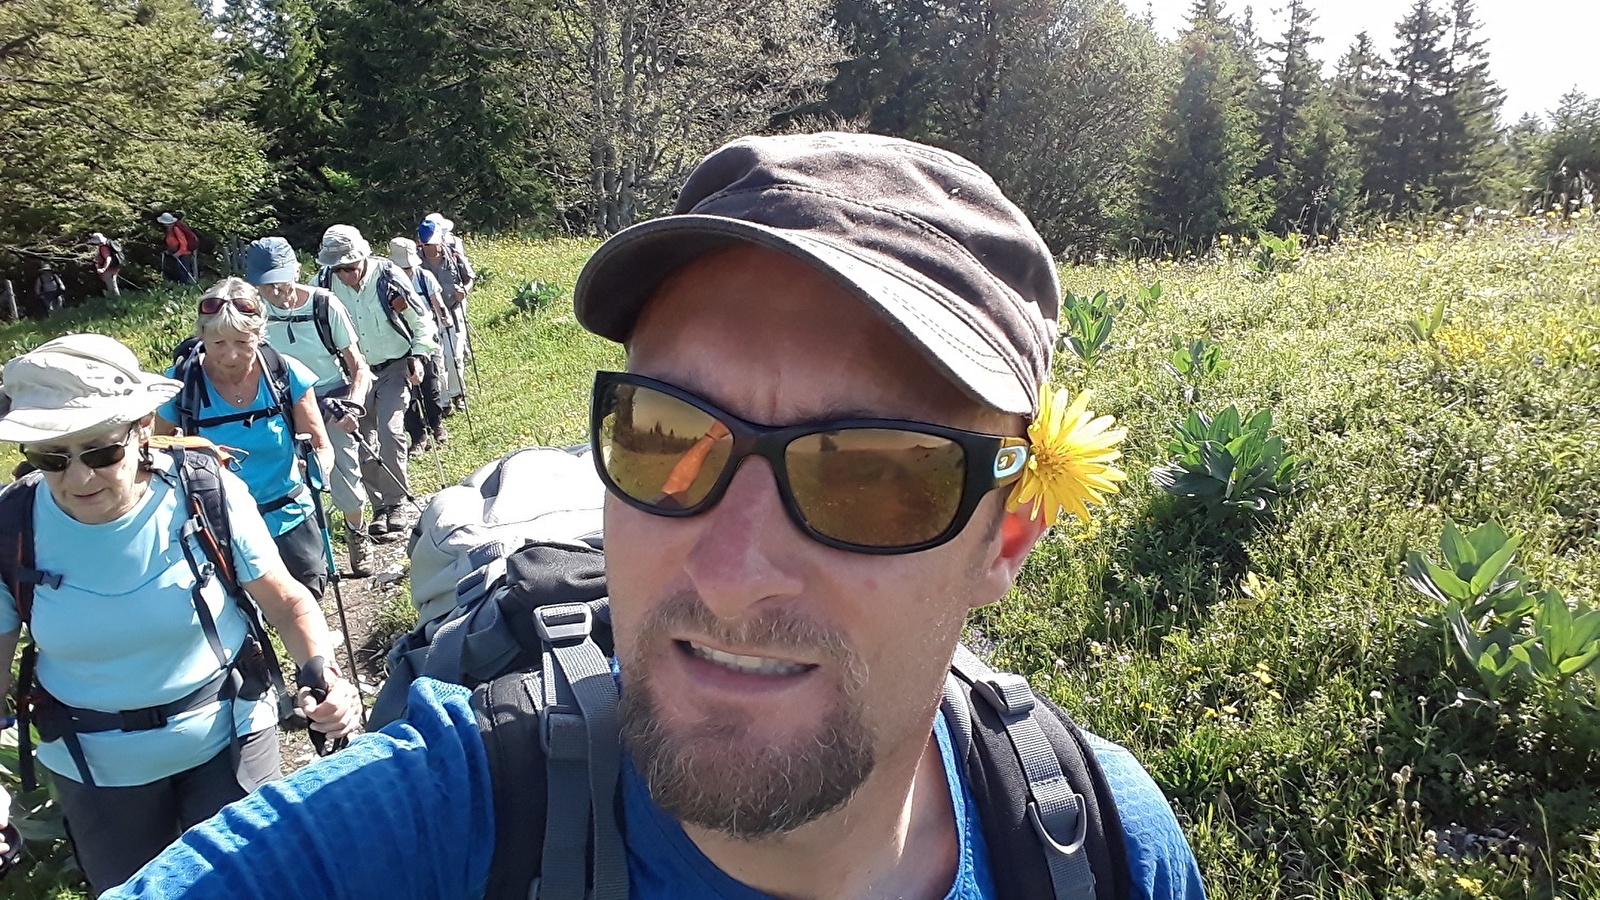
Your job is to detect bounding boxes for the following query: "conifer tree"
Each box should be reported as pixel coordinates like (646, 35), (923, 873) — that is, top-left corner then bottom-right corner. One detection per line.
(1371, 0), (1449, 214)
(1138, 0), (1266, 250)
(1333, 31), (1389, 210)
(1432, 0), (1504, 208)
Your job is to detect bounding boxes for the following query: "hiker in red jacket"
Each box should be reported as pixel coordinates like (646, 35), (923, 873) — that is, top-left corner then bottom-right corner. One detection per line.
(158, 212), (199, 284)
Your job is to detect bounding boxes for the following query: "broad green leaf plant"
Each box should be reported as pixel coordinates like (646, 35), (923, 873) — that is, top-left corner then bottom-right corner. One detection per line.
(1148, 405), (1307, 518)
(1407, 521), (1600, 711)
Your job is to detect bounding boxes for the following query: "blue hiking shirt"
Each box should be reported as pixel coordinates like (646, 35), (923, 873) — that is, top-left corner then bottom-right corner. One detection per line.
(0, 452), (283, 786)
(158, 353), (318, 536)
(106, 679), (1206, 900)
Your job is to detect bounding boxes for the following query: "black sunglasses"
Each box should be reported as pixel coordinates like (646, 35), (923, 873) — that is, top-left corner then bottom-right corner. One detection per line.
(590, 371), (1028, 554)
(331, 263), (361, 275)
(22, 427), (136, 474)
(198, 296), (261, 316)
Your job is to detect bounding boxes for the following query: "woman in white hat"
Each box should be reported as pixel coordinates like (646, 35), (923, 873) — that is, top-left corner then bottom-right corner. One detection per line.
(0, 334), (359, 893)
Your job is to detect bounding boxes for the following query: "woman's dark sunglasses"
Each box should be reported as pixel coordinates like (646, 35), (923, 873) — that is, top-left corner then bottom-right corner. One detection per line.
(22, 427), (135, 473)
(198, 296), (261, 316)
(590, 371), (1028, 554)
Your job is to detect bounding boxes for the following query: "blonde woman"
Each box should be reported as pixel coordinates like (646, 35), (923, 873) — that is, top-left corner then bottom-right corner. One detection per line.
(156, 278), (335, 600)
(0, 335), (359, 894)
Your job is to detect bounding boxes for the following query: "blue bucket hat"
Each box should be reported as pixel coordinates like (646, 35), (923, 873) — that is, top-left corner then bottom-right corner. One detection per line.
(245, 237), (301, 286)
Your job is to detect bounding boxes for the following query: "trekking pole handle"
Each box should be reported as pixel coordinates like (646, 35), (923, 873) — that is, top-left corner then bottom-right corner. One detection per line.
(296, 656), (348, 756)
(0, 822), (23, 878)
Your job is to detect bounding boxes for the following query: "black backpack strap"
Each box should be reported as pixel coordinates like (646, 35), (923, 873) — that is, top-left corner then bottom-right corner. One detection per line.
(310, 290), (340, 360)
(474, 596), (627, 900)
(951, 644), (1129, 900)
(375, 263), (416, 343)
(0, 476), (50, 792)
(171, 340), (209, 435)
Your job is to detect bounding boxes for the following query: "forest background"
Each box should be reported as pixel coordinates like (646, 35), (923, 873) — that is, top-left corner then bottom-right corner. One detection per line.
(3, 0), (1600, 286)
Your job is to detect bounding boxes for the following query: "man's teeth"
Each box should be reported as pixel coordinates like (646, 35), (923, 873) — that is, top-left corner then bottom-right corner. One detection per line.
(688, 641), (808, 676)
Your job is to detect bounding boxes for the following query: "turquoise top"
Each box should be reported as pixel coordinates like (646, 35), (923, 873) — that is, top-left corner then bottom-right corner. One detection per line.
(0, 452), (282, 786)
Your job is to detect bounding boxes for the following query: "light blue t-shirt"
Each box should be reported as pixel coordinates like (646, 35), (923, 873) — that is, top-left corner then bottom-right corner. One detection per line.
(0, 452), (283, 787)
(158, 352), (317, 536)
(108, 679), (1206, 900)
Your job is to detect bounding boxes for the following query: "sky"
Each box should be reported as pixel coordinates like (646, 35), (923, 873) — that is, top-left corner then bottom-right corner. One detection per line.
(1136, 0), (1599, 125)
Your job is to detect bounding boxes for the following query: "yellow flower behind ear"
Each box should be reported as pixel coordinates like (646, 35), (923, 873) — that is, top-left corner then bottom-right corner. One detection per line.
(1007, 383), (1127, 526)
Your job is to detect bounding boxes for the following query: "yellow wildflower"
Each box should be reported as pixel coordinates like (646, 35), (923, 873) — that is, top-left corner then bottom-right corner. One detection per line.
(1007, 383), (1127, 526)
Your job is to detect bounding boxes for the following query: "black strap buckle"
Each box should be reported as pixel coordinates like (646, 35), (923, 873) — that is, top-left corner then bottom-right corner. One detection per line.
(119, 706), (169, 732)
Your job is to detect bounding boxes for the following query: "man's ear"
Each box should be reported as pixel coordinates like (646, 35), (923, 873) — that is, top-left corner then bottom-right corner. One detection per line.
(971, 502), (1049, 611)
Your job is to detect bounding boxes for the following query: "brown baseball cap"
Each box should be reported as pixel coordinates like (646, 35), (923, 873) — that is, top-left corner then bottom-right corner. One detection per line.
(573, 132), (1060, 416)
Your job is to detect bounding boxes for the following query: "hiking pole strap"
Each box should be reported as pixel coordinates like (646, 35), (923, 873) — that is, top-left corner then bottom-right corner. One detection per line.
(951, 646), (1095, 900)
(535, 601), (628, 900)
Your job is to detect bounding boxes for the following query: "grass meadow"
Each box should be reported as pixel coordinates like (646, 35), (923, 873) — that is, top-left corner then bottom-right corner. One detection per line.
(3, 219), (1599, 898)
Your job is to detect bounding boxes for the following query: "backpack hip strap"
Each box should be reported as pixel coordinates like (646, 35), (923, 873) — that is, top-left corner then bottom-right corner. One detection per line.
(257, 483), (308, 515)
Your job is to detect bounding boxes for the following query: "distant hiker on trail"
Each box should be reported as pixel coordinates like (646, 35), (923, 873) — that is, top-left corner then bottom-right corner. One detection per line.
(313, 225), (436, 544)
(102, 134), (1204, 900)
(390, 238), (449, 453)
(32, 264), (67, 314)
(245, 237), (377, 577)
(91, 232), (123, 297)
(156, 278), (336, 602)
(418, 214), (472, 411)
(157, 212), (199, 284)
(0, 334), (359, 895)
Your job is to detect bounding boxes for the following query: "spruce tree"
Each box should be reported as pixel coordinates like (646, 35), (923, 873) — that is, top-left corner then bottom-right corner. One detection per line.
(1138, 0), (1266, 250)
(1373, 0), (1449, 214)
(1432, 0), (1504, 209)
(1332, 31), (1389, 212)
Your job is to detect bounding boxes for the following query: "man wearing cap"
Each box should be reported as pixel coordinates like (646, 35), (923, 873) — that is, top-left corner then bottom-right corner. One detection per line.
(390, 237), (451, 451)
(157, 213), (199, 284)
(105, 134), (1204, 900)
(313, 225), (437, 541)
(418, 214), (473, 412)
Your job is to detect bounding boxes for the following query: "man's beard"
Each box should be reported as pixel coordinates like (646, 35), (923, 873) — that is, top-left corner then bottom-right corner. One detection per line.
(619, 590), (875, 841)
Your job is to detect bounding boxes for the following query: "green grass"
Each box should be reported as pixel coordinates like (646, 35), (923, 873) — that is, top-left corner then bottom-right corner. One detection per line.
(5, 221), (1600, 898)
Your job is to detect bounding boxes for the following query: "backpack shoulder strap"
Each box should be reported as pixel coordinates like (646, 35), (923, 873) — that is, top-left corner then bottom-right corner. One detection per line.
(475, 596), (627, 900)
(950, 644), (1129, 900)
(375, 262), (415, 343)
(0, 475), (47, 628)
(171, 341), (209, 435)
(257, 345), (296, 425)
(311, 290), (340, 359)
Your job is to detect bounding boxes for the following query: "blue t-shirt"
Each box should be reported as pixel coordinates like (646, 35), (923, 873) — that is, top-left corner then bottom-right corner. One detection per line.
(0, 452), (283, 786)
(159, 352), (318, 536)
(108, 679), (1205, 900)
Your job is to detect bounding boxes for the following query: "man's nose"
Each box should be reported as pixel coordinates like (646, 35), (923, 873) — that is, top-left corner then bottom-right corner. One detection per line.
(681, 457), (804, 621)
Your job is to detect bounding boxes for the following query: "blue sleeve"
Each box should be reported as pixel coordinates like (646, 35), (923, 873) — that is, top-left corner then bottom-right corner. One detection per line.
(1085, 734), (1207, 900)
(219, 465), (283, 583)
(285, 356), (317, 402)
(105, 679), (495, 900)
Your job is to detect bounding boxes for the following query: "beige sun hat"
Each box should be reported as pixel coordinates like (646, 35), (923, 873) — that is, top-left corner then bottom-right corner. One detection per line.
(318, 225), (371, 267)
(389, 237), (421, 268)
(0, 334), (181, 444)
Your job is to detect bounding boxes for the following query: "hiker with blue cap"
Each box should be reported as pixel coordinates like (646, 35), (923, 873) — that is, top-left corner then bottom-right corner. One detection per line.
(245, 237), (377, 576)
(0, 334), (360, 895)
(418, 214), (472, 412)
(103, 133), (1204, 900)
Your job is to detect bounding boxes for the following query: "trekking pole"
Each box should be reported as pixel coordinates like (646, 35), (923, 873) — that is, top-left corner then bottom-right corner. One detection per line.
(357, 432), (424, 513)
(411, 391), (449, 491)
(463, 318), (484, 395)
(295, 436), (369, 736)
(445, 323), (476, 443)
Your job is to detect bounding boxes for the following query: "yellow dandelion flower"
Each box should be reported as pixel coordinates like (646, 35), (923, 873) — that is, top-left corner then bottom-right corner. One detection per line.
(1006, 383), (1127, 526)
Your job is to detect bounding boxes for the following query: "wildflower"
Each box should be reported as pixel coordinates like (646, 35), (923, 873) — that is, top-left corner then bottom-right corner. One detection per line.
(1007, 383), (1127, 526)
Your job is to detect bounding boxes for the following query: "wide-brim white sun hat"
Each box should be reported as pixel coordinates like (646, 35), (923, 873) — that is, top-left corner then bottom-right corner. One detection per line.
(0, 334), (182, 444)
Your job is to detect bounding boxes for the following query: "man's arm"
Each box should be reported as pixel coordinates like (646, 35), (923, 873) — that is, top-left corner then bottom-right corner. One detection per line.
(104, 680), (495, 900)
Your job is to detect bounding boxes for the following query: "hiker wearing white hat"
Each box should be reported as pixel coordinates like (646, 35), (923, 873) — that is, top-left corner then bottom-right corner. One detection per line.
(31, 264), (68, 314)
(0, 334), (359, 892)
(390, 237), (450, 452)
(90, 232), (123, 297)
(157, 213), (199, 285)
(313, 225), (438, 541)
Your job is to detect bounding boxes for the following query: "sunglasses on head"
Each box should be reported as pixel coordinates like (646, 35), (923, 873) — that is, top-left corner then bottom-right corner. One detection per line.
(198, 296), (261, 316)
(590, 371), (1028, 555)
(22, 427), (136, 474)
